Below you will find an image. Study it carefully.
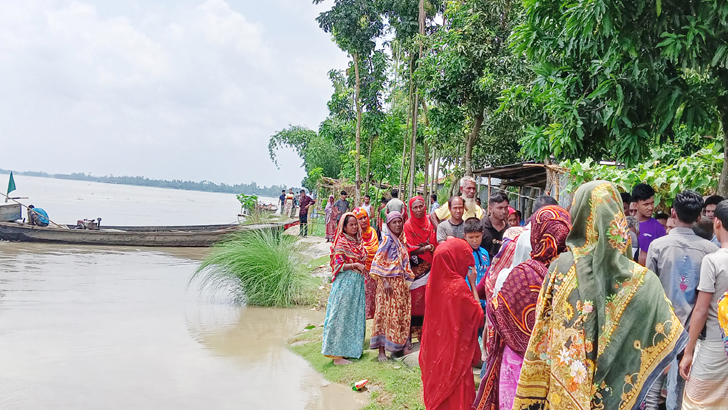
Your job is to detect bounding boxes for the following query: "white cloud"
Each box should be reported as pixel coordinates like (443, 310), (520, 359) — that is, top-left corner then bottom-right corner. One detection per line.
(0, 0), (349, 187)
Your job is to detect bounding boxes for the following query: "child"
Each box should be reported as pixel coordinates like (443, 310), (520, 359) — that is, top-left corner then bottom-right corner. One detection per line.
(680, 199), (728, 408)
(463, 217), (490, 311)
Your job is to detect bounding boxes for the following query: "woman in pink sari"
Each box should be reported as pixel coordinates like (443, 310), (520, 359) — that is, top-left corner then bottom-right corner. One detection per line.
(474, 205), (571, 410)
(325, 195), (336, 242)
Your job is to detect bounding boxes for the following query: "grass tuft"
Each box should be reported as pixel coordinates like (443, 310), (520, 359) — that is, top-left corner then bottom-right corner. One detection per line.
(191, 229), (320, 307)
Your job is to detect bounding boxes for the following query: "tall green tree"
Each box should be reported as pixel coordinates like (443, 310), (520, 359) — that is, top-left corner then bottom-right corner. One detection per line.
(510, 0), (727, 195)
(314, 0), (384, 203)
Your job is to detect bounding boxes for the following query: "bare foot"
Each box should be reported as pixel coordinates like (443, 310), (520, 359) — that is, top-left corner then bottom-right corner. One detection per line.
(403, 348), (414, 356)
(333, 358), (352, 366)
(378, 353), (388, 362)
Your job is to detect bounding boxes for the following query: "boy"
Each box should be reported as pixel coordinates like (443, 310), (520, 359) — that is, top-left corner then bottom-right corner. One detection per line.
(680, 199), (728, 408)
(631, 183), (666, 265)
(463, 217), (489, 311)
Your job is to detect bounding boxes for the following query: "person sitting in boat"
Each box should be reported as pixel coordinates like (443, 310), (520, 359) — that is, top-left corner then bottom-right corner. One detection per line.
(27, 205), (49, 227)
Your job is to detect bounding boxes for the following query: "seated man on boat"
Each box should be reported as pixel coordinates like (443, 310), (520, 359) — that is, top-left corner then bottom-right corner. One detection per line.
(27, 205), (50, 227)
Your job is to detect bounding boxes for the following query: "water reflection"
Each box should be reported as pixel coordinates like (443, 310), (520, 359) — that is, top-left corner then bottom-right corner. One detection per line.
(0, 242), (361, 410)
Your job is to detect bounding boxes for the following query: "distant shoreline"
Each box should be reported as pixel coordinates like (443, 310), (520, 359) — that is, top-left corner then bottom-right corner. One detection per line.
(0, 169), (299, 198)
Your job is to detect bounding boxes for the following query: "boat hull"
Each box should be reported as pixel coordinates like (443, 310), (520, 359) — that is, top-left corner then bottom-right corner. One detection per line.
(0, 221), (292, 247)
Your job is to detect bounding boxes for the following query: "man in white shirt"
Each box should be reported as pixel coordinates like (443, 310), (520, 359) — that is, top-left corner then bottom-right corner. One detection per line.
(430, 176), (484, 228)
(361, 195), (372, 217)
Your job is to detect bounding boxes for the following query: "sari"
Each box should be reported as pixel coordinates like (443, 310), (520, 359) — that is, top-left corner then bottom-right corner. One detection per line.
(321, 212), (368, 359)
(353, 207), (380, 319)
(325, 195), (336, 241)
(403, 196), (437, 338)
(511, 181), (687, 410)
(420, 239), (483, 410)
(474, 205), (572, 410)
(370, 212), (415, 352)
(721, 292), (728, 356)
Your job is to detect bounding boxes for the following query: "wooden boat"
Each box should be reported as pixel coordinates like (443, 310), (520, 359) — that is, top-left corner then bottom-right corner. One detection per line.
(0, 221), (293, 247)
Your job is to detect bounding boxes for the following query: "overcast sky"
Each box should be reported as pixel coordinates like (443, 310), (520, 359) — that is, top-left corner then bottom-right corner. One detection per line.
(0, 0), (349, 188)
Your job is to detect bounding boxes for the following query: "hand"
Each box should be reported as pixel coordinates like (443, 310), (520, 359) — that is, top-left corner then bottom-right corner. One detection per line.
(467, 266), (477, 285)
(680, 351), (693, 380)
(382, 279), (393, 296)
(426, 244), (434, 252)
(352, 263), (366, 273)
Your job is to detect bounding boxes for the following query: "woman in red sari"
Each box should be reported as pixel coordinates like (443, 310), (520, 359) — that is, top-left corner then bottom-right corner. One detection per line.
(403, 196), (436, 341)
(420, 238), (483, 410)
(353, 207), (380, 319)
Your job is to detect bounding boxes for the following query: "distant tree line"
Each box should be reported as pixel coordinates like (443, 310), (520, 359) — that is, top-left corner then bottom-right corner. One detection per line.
(0, 169), (298, 198)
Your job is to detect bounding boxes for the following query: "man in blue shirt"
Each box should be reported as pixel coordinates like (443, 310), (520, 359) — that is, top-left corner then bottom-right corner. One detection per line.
(28, 205), (49, 227)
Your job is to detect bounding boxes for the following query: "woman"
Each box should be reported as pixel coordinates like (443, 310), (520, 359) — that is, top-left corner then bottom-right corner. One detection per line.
(420, 239), (483, 410)
(370, 211), (415, 362)
(474, 205), (571, 410)
(352, 207), (380, 319)
(283, 189), (295, 218)
(324, 195), (336, 242)
(321, 212), (368, 365)
(511, 181), (687, 410)
(403, 196), (436, 340)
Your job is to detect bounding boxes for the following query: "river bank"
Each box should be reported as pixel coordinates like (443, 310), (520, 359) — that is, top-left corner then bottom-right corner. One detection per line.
(286, 231), (426, 410)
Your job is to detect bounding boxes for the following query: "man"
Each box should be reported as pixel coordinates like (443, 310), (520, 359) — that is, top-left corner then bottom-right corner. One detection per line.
(704, 195), (725, 246)
(298, 190), (315, 237)
(333, 191), (350, 224)
(376, 197), (388, 238)
(361, 195), (372, 218)
(27, 205), (49, 227)
(386, 189), (405, 216)
(436, 196), (465, 243)
(680, 199), (728, 409)
(430, 176), (484, 228)
(632, 183), (666, 266)
(629, 201), (638, 217)
(645, 191), (718, 410)
(278, 190), (286, 213)
(481, 191), (510, 259)
(621, 192), (632, 217)
(430, 194), (439, 214)
(655, 212), (669, 228)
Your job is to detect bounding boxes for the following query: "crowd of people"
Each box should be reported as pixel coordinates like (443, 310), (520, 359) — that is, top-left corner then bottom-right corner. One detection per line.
(318, 177), (728, 410)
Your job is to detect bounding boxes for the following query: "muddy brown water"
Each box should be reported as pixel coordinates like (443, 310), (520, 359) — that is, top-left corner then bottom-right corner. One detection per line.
(0, 242), (363, 410)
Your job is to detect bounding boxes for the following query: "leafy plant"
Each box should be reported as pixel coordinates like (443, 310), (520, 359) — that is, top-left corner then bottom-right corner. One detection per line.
(191, 230), (319, 307)
(236, 194), (258, 214)
(563, 144), (724, 211)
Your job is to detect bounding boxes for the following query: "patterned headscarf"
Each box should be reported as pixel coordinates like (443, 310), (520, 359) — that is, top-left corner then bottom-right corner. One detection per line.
(370, 211), (413, 280)
(512, 181), (687, 410)
(353, 207), (379, 270)
(329, 212), (367, 282)
(529, 205), (572, 265)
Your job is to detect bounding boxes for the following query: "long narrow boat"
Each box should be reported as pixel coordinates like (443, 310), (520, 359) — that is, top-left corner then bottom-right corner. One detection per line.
(0, 220), (296, 247)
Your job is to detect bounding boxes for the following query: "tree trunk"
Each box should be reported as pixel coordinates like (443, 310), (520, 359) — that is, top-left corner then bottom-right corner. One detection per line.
(464, 112), (484, 177)
(409, 93), (418, 198)
(365, 133), (374, 196)
(432, 152), (439, 194)
(353, 53), (363, 204)
(423, 142), (429, 199)
(719, 106), (728, 197)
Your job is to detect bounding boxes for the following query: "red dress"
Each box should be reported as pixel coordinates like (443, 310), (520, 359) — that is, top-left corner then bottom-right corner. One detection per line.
(419, 239), (484, 410)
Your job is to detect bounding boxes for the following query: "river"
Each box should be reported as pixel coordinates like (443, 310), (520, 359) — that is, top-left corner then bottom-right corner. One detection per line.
(0, 175), (361, 410)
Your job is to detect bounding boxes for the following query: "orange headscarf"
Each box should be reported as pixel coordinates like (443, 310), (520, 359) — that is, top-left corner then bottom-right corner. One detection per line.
(353, 207), (379, 271)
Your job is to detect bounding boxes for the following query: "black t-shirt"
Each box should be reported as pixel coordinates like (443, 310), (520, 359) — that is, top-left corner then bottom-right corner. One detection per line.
(481, 216), (509, 259)
(279, 194), (286, 203)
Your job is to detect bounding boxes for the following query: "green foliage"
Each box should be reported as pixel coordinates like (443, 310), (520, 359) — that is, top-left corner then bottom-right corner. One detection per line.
(236, 194), (258, 212)
(192, 230), (318, 307)
(563, 144), (724, 211)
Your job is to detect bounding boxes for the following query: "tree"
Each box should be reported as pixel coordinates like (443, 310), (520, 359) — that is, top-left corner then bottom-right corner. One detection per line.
(417, 0), (524, 176)
(314, 0), (384, 203)
(510, 0), (727, 195)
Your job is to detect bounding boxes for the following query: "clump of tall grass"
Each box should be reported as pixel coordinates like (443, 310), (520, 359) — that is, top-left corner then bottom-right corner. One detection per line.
(191, 229), (319, 307)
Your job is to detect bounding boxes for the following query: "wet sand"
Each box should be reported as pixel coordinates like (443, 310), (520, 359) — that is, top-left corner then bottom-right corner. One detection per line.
(0, 242), (362, 410)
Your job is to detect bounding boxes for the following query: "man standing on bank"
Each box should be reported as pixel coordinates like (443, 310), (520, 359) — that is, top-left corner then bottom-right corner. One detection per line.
(430, 176), (484, 228)
(298, 190), (315, 237)
(333, 191), (350, 225)
(481, 191), (510, 259)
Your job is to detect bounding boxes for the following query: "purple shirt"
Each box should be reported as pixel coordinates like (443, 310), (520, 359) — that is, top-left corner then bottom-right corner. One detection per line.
(638, 218), (666, 253)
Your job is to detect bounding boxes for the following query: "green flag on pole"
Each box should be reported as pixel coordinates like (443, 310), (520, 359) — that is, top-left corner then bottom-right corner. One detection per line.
(7, 172), (16, 196)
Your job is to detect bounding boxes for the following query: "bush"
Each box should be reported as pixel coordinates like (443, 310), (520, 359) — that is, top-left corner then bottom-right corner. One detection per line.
(191, 229), (318, 307)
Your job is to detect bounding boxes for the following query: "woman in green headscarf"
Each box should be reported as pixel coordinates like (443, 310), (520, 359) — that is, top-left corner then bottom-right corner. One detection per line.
(511, 181), (687, 410)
